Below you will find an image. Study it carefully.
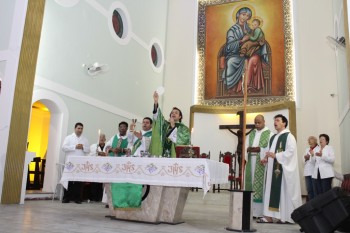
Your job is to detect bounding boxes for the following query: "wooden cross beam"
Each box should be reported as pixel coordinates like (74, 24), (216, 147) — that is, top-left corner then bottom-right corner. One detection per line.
(219, 111), (255, 132)
(219, 111), (255, 154)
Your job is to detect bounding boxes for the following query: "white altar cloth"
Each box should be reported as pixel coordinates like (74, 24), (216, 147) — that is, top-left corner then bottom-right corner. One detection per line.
(60, 156), (228, 194)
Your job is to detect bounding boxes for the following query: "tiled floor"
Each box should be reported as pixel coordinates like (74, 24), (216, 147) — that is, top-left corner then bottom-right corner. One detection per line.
(0, 191), (304, 233)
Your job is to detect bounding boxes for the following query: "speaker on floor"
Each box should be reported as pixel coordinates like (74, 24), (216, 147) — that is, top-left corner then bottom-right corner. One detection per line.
(291, 187), (350, 233)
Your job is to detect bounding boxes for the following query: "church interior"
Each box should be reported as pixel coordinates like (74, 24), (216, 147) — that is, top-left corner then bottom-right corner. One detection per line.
(1, 0), (350, 232)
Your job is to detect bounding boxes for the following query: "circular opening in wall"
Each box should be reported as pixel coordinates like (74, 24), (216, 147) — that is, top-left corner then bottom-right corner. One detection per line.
(151, 45), (158, 67)
(149, 41), (163, 72)
(108, 2), (131, 45)
(112, 10), (124, 38)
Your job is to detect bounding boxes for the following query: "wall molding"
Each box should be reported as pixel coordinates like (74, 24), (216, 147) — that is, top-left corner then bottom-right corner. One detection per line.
(339, 100), (350, 125)
(34, 76), (143, 121)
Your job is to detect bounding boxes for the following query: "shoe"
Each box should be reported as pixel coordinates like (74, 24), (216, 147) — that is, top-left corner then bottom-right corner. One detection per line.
(256, 217), (273, 224)
(105, 204), (109, 208)
(62, 199), (70, 203)
(276, 220), (292, 224)
(75, 200), (82, 204)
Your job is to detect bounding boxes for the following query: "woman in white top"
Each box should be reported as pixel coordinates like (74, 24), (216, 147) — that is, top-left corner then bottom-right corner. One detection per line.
(303, 136), (318, 201)
(311, 134), (335, 196)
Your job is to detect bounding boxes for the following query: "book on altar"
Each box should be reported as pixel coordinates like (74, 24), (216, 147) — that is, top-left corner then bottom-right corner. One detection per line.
(175, 145), (200, 158)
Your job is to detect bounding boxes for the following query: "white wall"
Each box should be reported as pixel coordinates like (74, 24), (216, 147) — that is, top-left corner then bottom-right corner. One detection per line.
(162, 0), (197, 126)
(294, 0), (341, 180)
(35, 0), (169, 143)
(334, 0), (350, 174)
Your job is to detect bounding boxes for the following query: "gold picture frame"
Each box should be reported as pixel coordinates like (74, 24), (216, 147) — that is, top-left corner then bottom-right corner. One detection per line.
(197, 0), (295, 106)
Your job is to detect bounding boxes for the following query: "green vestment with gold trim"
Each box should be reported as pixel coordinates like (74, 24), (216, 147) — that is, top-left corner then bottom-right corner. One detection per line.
(149, 108), (190, 157)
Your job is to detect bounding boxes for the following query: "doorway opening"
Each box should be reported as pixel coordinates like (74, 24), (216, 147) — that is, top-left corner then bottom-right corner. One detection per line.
(25, 89), (69, 200)
(26, 101), (50, 190)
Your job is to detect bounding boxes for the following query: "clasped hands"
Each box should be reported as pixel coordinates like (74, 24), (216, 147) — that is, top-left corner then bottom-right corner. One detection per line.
(97, 151), (106, 156)
(315, 151), (322, 157)
(247, 147), (269, 164)
(260, 151), (276, 164)
(304, 154), (310, 161)
(247, 147), (260, 153)
(107, 147), (131, 154)
(75, 144), (84, 150)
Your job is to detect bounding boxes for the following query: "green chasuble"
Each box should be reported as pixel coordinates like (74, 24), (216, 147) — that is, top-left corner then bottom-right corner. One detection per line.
(149, 108), (190, 158)
(109, 135), (143, 209)
(111, 183), (142, 209)
(245, 129), (270, 203)
(108, 135), (128, 157)
(268, 132), (289, 211)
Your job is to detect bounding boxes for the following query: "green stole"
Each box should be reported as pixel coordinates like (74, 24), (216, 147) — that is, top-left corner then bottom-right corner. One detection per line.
(131, 131), (152, 155)
(108, 135), (128, 157)
(245, 129), (270, 203)
(109, 134), (142, 209)
(268, 132), (289, 211)
(149, 108), (190, 157)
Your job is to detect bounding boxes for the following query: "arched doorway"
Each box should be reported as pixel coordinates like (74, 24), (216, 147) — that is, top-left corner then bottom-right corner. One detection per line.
(27, 101), (50, 190)
(31, 89), (68, 195)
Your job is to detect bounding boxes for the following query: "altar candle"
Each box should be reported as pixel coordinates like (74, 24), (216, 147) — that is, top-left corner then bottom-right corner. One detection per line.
(98, 129), (101, 143)
(191, 127), (194, 145)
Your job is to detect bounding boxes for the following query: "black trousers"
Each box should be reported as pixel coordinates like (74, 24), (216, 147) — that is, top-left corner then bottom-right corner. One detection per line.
(313, 170), (333, 197)
(88, 182), (103, 202)
(63, 181), (83, 202)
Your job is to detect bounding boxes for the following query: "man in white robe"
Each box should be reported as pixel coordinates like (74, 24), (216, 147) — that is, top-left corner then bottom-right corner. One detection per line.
(62, 122), (90, 204)
(127, 117), (152, 156)
(258, 114), (302, 223)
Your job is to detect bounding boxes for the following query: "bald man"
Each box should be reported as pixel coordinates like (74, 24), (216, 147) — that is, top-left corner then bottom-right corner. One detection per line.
(244, 114), (273, 218)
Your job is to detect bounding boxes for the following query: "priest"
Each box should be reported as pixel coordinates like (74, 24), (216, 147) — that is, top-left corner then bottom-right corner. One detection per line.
(244, 114), (273, 218)
(105, 121), (142, 209)
(258, 114), (302, 223)
(105, 121), (130, 157)
(128, 117), (153, 156)
(150, 91), (190, 157)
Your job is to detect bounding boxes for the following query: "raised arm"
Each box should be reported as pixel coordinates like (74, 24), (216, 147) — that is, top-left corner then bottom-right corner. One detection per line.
(153, 91), (159, 116)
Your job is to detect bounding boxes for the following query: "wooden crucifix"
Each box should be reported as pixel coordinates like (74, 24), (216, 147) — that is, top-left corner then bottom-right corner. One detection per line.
(219, 111), (255, 187)
(225, 63), (256, 232)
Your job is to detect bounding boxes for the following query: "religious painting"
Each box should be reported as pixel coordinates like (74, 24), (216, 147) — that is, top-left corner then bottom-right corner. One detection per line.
(197, 0), (294, 106)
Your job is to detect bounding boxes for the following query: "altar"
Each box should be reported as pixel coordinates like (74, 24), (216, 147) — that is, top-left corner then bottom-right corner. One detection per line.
(60, 156), (228, 224)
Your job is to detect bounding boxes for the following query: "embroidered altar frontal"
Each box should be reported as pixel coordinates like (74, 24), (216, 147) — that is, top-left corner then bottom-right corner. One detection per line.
(60, 156), (229, 194)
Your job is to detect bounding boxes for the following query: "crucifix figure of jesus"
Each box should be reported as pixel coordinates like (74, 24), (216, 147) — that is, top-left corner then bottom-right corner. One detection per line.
(219, 111), (255, 181)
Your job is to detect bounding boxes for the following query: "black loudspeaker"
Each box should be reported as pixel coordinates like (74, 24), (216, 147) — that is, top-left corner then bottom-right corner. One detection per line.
(291, 187), (350, 233)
